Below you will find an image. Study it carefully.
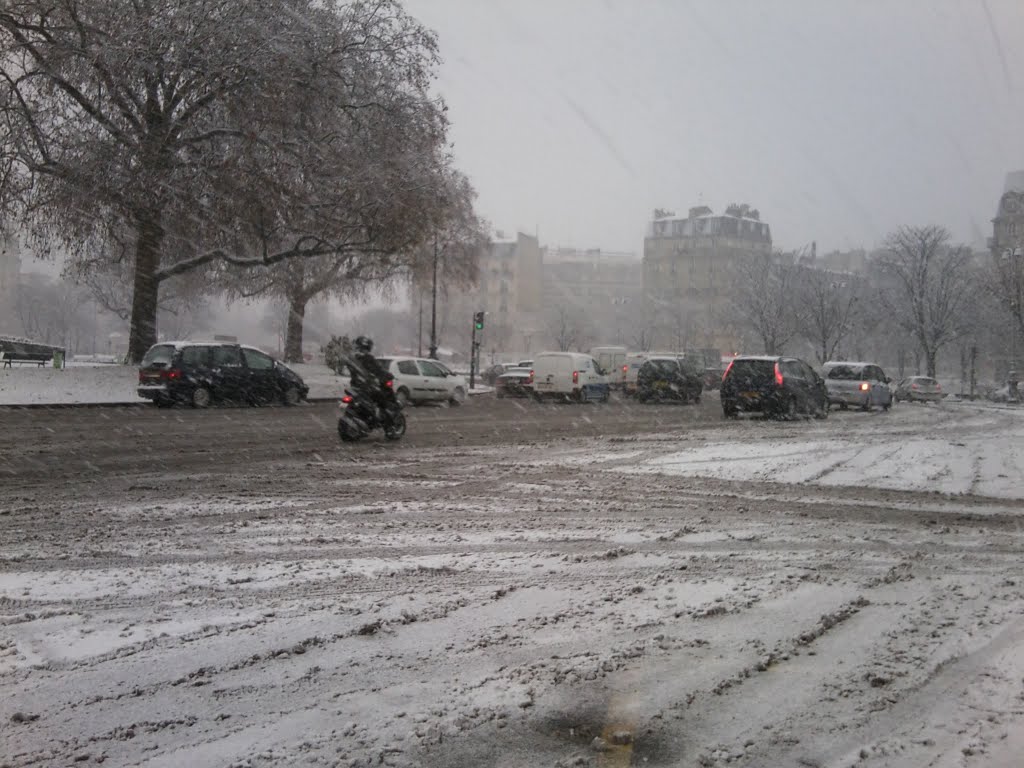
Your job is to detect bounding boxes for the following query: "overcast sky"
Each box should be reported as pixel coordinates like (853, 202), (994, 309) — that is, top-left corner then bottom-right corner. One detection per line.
(404, 0), (1024, 254)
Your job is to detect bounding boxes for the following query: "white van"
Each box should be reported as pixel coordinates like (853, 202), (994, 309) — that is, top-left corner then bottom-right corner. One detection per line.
(531, 351), (610, 403)
(590, 346), (628, 388)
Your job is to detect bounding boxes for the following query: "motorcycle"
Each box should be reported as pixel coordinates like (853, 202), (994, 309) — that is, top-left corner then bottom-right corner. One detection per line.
(337, 383), (406, 442)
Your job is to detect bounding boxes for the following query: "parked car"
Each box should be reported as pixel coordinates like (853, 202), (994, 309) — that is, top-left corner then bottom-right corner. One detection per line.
(378, 356), (468, 406)
(636, 357), (703, 403)
(138, 342), (308, 407)
(622, 351), (681, 395)
(531, 351), (610, 403)
(894, 376), (944, 403)
(482, 362), (517, 386)
(822, 361), (893, 411)
(495, 367), (534, 398)
(720, 355), (828, 419)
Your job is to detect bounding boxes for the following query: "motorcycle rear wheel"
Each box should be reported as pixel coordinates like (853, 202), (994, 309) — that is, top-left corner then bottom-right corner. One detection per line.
(384, 411), (407, 440)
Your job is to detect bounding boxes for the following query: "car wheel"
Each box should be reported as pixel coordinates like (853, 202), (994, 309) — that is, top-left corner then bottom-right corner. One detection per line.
(191, 386), (211, 409)
(882, 401), (891, 411)
(784, 396), (799, 420)
(449, 387), (466, 406)
(839, 403), (848, 411)
(577, 387), (589, 404)
(154, 396), (174, 408)
(395, 387), (411, 407)
(496, 390), (506, 399)
(814, 399), (829, 419)
(282, 386), (302, 406)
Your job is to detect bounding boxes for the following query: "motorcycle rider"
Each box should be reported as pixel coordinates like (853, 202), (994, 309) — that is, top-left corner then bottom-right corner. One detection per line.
(347, 336), (399, 415)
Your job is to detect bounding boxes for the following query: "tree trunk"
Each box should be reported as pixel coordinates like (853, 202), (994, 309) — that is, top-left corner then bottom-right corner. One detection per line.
(127, 210), (165, 364)
(925, 348), (938, 378)
(284, 294), (307, 363)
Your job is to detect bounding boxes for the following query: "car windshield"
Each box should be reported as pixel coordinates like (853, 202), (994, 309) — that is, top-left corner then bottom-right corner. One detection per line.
(5, 3), (1023, 766)
(646, 359), (678, 375)
(826, 365), (865, 380)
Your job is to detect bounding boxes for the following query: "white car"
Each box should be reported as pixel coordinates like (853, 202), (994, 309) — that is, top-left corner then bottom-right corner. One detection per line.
(378, 356), (468, 407)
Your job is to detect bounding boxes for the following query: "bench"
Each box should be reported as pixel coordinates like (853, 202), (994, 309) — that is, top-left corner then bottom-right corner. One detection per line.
(0, 352), (55, 368)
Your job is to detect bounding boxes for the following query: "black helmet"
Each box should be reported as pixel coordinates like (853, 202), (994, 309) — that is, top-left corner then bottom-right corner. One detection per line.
(354, 335), (373, 353)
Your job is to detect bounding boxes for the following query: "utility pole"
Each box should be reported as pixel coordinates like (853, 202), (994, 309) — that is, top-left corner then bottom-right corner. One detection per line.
(417, 289), (424, 357)
(429, 236), (439, 360)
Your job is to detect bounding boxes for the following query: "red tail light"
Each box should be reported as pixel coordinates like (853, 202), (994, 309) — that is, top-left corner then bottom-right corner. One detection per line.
(859, 382), (870, 391)
(774, 363), (784, 387)
(341, 394), (353, 404)
(528, 369), (534, 384)
(622, 364), (628, 373)
(164, 369), (181, 380)
(138, 371), (145, 383)
(911, 382), (919, 389)
(572, 370), (579, 384)
(722, 360), (734, 381)
(935, 382), (941, 391)
(384, 379), (393, 388)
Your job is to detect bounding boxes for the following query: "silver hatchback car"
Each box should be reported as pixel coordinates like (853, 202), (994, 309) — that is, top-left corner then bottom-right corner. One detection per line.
(822, 361), (893, 411)
(894, 376), (944, 403)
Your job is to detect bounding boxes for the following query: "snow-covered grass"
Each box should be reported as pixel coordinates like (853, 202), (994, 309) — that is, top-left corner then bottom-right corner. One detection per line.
(520, 402), (1024, 501)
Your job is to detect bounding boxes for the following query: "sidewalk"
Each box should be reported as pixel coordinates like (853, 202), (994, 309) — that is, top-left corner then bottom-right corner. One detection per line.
(0, 362), (492, 407)
(0, 362), (349, 406)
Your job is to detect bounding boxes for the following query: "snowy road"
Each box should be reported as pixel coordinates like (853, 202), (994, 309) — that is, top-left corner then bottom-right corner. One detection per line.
(2, 399), (1024, 767)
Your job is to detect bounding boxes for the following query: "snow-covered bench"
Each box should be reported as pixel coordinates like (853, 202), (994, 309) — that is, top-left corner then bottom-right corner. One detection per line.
(0, 351), (52, 368)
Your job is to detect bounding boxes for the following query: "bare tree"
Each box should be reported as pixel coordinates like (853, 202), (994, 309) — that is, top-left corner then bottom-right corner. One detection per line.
(547, 306), (585, 352)
(627, 303), (657, 351)
(875, 226), (973, 377)
(227, 164), (485, 362)
(795, 267), (862, 364)
(727, 252), (800, 355)
(14, 273), (93, 351)
(0, 0), (450, 362)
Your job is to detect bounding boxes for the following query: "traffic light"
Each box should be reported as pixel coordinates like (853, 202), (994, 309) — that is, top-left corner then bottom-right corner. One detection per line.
(474, 311), (485, 331)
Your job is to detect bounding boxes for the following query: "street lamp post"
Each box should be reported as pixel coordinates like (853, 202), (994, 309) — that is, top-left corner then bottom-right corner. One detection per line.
(429, 237), (439, 360)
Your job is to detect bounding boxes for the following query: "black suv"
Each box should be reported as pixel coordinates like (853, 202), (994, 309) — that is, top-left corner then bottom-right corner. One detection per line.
(138, 342), (309, 407)
(721, 355), (828, 419)
(636, 357), (704, 403)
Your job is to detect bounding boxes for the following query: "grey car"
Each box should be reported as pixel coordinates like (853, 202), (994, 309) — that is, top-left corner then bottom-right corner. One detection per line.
(894, 376), (944, 403)
(822, 361), (893, 411)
